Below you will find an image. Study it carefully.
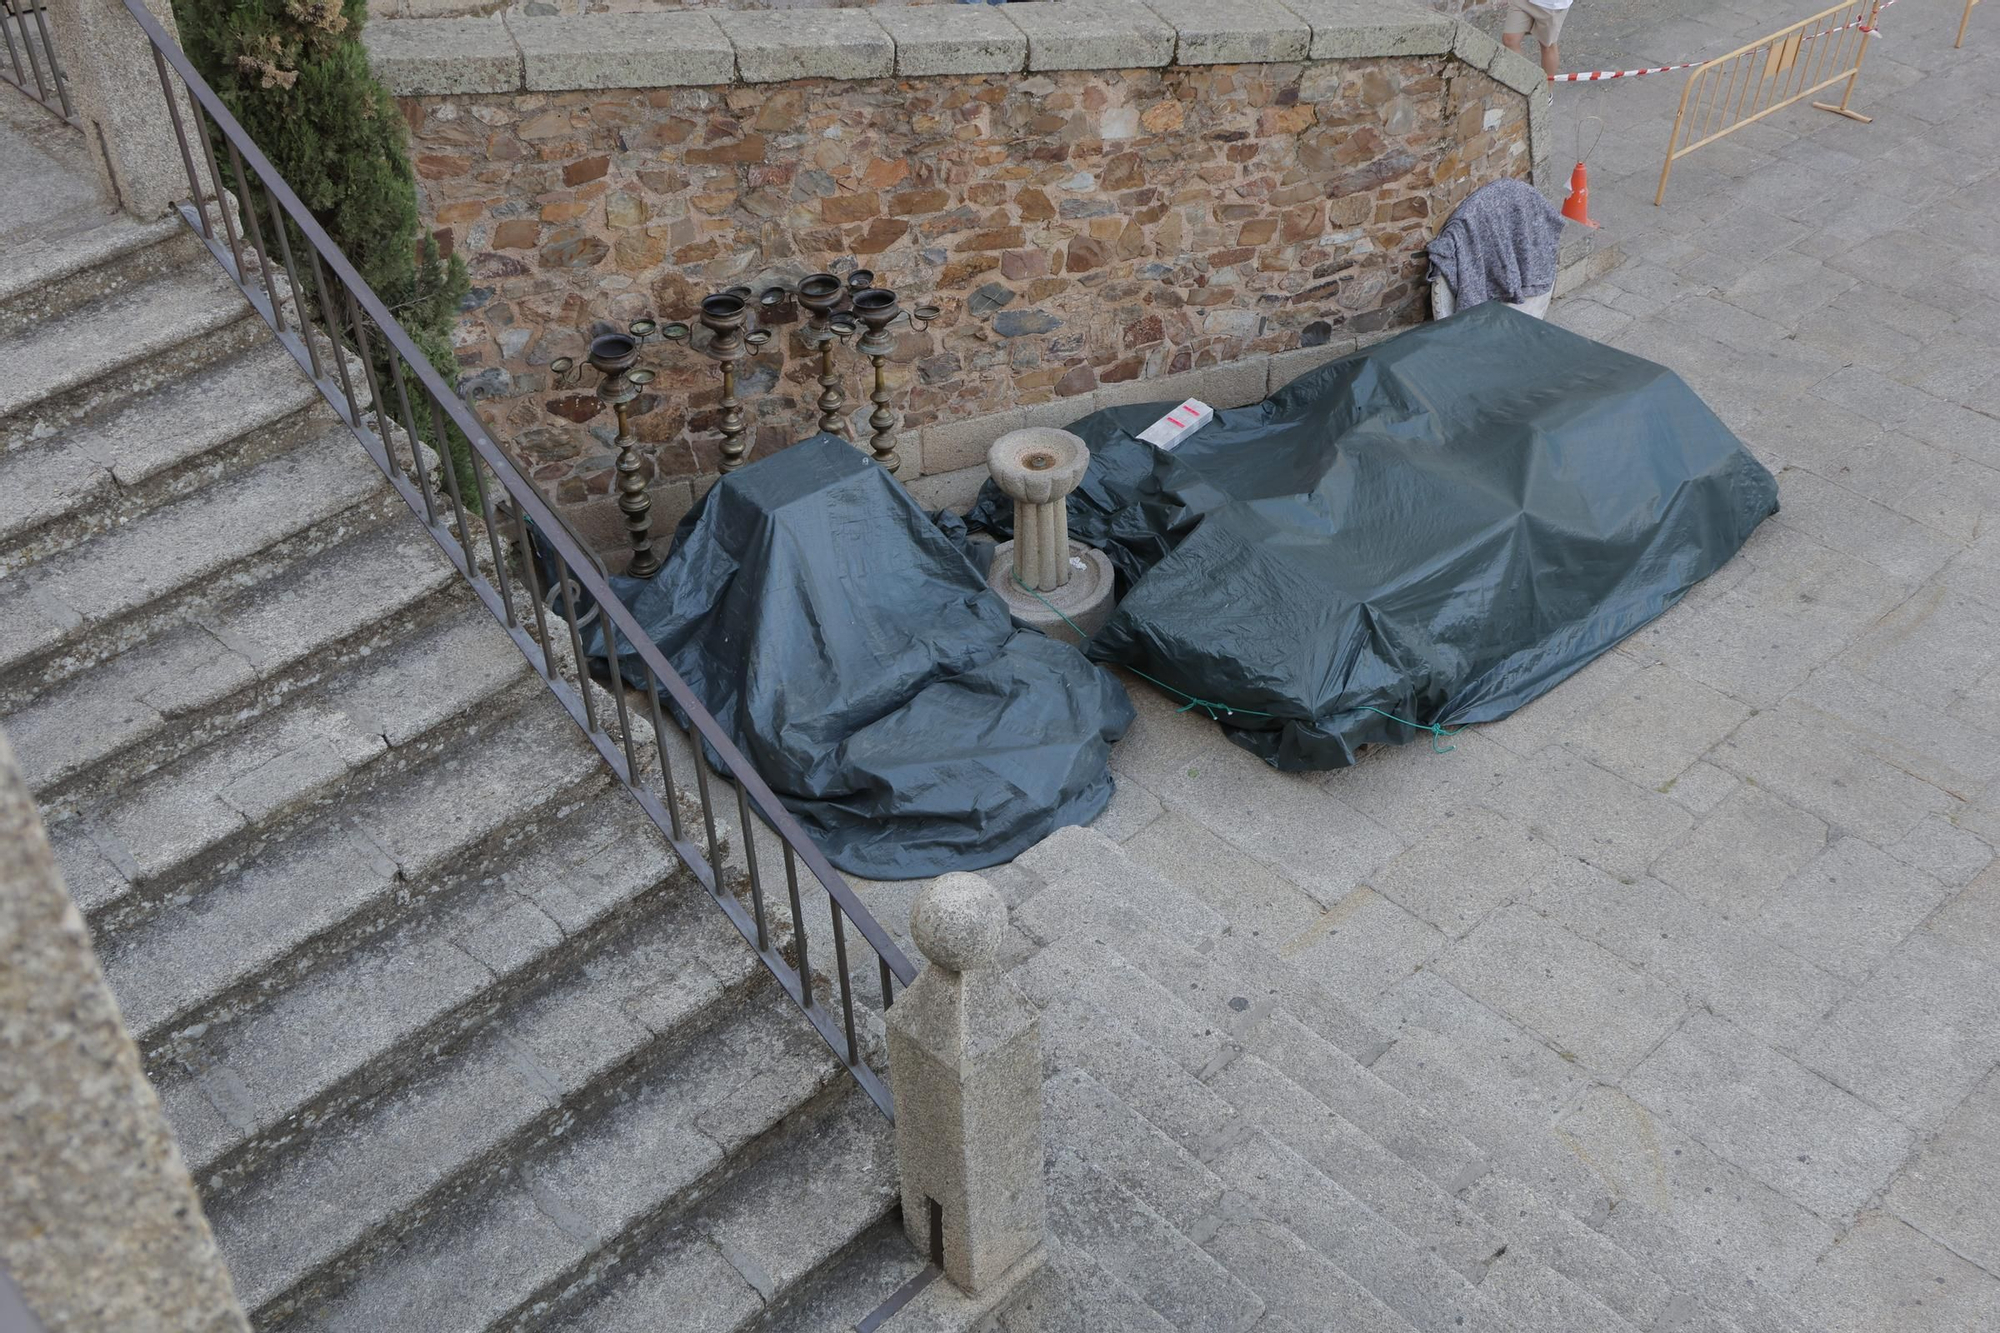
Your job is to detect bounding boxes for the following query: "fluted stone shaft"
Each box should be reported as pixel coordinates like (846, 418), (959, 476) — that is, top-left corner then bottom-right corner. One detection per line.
(987, 429), (1089, 594)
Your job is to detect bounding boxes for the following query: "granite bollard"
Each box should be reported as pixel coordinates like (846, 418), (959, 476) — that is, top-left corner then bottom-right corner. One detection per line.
(884, 872), (1047, 1294)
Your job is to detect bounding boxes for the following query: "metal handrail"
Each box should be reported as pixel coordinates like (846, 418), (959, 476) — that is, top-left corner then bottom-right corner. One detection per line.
(119, 0), (915, 1116)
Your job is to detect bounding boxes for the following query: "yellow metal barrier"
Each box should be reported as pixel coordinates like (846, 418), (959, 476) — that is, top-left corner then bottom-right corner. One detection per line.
(1657, 0), (1884, 205)
(1961, 0), (1981, 47)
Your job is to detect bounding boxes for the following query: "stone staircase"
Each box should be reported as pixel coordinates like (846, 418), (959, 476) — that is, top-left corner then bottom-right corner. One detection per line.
(962, 826), (1823, 1333)
(0, 206), (904, 1329)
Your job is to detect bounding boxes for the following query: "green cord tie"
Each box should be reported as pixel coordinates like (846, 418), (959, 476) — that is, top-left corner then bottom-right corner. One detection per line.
(1008, 569), (1460, 751)
(1358, 705), (1462, 754)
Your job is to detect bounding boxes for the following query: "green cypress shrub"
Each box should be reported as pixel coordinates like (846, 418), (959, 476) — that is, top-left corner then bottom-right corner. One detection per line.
(171, 0), (471, 480)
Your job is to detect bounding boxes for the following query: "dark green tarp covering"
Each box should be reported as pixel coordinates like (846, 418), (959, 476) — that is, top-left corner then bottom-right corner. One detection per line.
(591, 435), (1133, 879)
(968, 302), (1779, 771)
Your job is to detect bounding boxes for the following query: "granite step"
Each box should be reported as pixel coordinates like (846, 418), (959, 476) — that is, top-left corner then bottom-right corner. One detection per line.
(1205, 1129), (1513, 1333)
(1371, 1019), (1803, 1333)
(0, 209), (197, 328)
(1, 517), (460, 800)
(972, 1241), (1178, 1333)
(202, 878), (791, 1324)
(744, 1214), (927, 1333)
(90, 694), (610, 1047)
(0, 337), (333, 573)
(1043, 1151), (1266, 1332)
(150, 788), (693, 1189)
(46, 604), (530, 923)
(0, 256), (268, 446)
(0, 426), (393, 686)
(265, 995), (867, 1332)
(556, 1089), (900, 1333)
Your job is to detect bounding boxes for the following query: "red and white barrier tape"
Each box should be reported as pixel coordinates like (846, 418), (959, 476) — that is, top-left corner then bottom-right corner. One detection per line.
(1552, 0), (1896, 82)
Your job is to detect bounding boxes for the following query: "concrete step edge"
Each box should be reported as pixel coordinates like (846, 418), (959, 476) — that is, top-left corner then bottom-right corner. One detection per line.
(94, 694), (615, 1046)
(247, 993), (857, 1331)
(0, 212), (196, 325)
(0, 260), (264, 437)
(168, 799), (715, 1193)
(8, 521), (464, 806)
(54, 607), (537, 929)
(538, 1085), (898, 1333)
(0, 428), (396, 690)
(0, 339), (334, 572)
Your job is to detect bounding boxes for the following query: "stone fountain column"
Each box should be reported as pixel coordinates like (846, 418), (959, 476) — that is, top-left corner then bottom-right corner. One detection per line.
(985, 428), (1115, 645)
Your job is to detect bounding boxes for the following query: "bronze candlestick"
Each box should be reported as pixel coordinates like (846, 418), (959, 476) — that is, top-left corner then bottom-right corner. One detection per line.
(550, 323), (662, 578)
(851, 287), (903, 472)
(796, 272), (848, 438)
(698, 293), (752, 473)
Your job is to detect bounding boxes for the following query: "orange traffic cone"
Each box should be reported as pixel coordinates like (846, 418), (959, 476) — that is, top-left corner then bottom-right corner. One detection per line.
(1562, 160), (1600, 229)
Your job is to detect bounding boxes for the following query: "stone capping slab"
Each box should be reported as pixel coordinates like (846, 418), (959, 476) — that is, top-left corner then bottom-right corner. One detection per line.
(716, 10), (895, 84)
(1279, 0), (1458, 59)
(874, 5), (1027, 77)
(508, 12), (733, 91)
(1003, 1), (1176, 73)
(367, 0), (1507, 92)
(1142, 0), (1310, 66)
(364, 14), (519, 95)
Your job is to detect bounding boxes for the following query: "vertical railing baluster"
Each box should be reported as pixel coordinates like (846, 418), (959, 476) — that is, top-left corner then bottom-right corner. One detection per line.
(384, 353), (434, 521)
(549, 548), (601, 735)
(784, 844), (811, 1009)
(2, 6), (28, 96)
(151, 49), (211, 242)
(382, 342), (429, 498)
(25, 0), (70, 120)
(641, 663), (683, 842)
(830, 902), (860, 1065)
(694, 752), (721, 870)
(467, 455), (514, 626)
(430, 399), (475, 562)
(315, 259), (361, 423)
(737, 782), (768, 952)
(343, 290), (394, 470)
(226, 142), (285, 335)
(264, 191), (320, 380)
(509, 503), (557, 680)
(191, 102), (248, 285)
(602, 621), (641, 785)
(14, 0), (51, 107)
(880, 955), (894, 1010)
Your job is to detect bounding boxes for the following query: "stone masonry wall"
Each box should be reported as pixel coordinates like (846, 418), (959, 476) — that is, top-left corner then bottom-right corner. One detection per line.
(370, 1), (1548, 548)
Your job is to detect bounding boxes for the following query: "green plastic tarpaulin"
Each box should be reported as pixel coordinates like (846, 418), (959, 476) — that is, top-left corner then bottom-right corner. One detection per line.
(969, 302), (1779, 771)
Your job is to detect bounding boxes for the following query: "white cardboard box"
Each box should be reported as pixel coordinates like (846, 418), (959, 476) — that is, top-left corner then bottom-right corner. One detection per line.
(1137, 398), (1214, 451)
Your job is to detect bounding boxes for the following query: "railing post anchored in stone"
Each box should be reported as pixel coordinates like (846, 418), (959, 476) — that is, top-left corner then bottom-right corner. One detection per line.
(883, 872), (1046, 1295)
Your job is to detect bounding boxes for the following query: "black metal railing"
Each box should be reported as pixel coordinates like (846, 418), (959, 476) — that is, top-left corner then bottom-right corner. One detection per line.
(118, 0), (916, 1116)
(1, 0), (74, 123)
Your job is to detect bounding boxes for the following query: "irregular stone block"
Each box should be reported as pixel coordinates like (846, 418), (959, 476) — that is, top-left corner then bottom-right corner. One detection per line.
(511, 13), (734, 91)
(876, 6), (1027, 77)
(1141, 0), (1309, 64)
(717, 11), (895, 83)
(1005, 2), (1176, 72)
(361, 17), (521, 95)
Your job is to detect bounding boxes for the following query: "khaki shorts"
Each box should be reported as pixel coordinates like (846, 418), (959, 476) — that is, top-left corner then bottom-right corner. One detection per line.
(1504, 0), (1567, 44)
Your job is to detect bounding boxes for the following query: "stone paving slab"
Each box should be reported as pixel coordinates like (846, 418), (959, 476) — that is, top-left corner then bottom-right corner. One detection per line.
(1622, 1012), (1914, 1221)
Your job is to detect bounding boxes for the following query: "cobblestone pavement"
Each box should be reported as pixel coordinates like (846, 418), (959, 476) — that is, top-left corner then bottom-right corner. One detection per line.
(859, 1), (2000, 1328)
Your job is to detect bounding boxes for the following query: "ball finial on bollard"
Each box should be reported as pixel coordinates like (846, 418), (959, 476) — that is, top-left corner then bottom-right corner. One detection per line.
(911, 872), (1008, 974)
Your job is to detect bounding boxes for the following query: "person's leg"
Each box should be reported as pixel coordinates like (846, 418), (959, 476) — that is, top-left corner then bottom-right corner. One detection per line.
(1502, 2), (1532, 56)
(1537, 4), (1567, 79)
